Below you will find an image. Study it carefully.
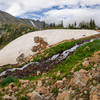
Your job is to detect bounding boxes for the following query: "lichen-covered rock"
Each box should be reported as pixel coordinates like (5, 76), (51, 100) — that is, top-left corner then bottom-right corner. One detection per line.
(32, 45), (39, 52)
(32, 36), (48, 52)
(11, 95), (17, 100)
(19, 80), (30, 88)
(27, 91), (43, 100)
(16, 53), (28, 64)
(82, 60), (89, 67)
(4, 83), (18, 94)
(89, 51), (100, 64)
(57, 90), (72, 100)
(70, 69), (90, 88)
(90, 84), (100, 100)
(37, 80), (43, 87)
(62, 77), (68, 87)
(56, 71), (61, 77)
(2, 95), (11, 100)
(54, 80), (64, 89)
(34, 36), (40, 43)
(36, 86), (49, 95)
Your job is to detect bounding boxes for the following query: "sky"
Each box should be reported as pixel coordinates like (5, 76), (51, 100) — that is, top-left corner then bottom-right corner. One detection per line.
(0, 0), (100, 26)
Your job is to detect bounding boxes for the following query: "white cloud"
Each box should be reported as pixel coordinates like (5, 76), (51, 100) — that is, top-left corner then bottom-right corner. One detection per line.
(1, 0), (68, 16)
(41, 8), (100, 26)
(0, 0), (100, 16)
(0, 0), (100, 26)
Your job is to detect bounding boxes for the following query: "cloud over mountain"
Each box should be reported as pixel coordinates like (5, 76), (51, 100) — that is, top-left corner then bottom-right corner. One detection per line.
(0, 0), (100, 26)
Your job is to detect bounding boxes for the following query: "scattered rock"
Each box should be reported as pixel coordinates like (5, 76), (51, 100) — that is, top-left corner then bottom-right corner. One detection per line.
(93, 71), (100, 81)
(57, 90), (72, 100)
(32, 46), (39, 52)
(90, 84), (100, 100)
(2, 49), (100, 100)
(37, 71), (41, 76)
(16, 53), (27, 64)
(56, 71), (61, 77)
(97, 67), (100, 72)
(19, 80), (30, 88)
(32, 36), (48, 52)
(62, 77), (68, 87)
(34, 36), (40, 43)
(3, 95), (11, 100)
(55, 80), (63, 89)
(78, 98), (86, 100)
(89, 51), (100, 64)
(94, 64), (97, 68)
(36, 86), (49, 95)
(19, 80), (29, 85)
(11, 95), (17, 100)
(70, 69), (90, 88)
(4, 83), (18, 94)
(37, 80), (43, 87)
(82, 60), (89, 67)
(27, 91), (43, 100)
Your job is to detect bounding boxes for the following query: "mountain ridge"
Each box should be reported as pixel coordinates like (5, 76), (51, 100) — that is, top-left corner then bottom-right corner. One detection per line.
(0, 10), (44, 29)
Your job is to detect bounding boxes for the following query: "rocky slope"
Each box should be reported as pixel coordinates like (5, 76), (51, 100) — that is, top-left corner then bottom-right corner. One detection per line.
(0, 37), (100, 100)
(0, 10), (44, 29)
(1, 50), (100, 100)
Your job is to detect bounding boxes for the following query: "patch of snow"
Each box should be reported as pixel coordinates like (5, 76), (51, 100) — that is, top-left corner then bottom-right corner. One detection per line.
(0, 38), (98, 77)
(0, 29), (99, 66)
(30, 20), (37, 27)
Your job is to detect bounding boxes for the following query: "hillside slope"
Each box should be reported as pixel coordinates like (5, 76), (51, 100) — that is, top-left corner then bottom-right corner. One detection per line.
(0, 10), (44, 28)
(0, 38), (100, 100)
(0, 29), (99, 66)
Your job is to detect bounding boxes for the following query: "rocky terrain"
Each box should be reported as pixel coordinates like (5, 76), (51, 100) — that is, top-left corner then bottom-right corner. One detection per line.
(0, 3), (100, 100)
(0, 35), (100, 100)
(1, 50), (100, 100)
(0, 11), (100, 99)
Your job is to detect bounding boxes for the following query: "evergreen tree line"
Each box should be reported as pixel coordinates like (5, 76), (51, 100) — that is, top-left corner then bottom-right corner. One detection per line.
(43, 19), (97, 29)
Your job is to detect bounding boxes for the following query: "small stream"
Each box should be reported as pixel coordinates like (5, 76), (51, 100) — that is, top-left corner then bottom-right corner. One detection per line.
(0, 38), (98, 78)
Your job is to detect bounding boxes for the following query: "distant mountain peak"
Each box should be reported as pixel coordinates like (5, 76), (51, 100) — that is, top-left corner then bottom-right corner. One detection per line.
(0, 10), (44, 29)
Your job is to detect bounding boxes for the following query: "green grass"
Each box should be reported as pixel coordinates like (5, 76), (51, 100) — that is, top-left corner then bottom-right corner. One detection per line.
(32, 39), (84, 62)
(0, 76), (19, 87)
(46, 39), (100, 79)
(0, 38), (100, 100)
(32, 35), (99, 62)
(74, 64), (92, 72)
(22, 39), (100, 82)
(0, 65), (13, 73)
(23, 75), (41, 81)
(20, 97), (28, 100)
(1, 38), (100, 87)
(52, 87), (59, 95)
(0, 35), (98, 72)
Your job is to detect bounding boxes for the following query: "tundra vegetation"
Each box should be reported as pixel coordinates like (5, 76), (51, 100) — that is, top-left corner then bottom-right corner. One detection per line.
(0, 38), (100, 100)
(0, 19), (100, 100)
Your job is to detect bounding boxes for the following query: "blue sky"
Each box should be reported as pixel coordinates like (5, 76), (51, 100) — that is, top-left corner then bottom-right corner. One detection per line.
(0, 0), (100, 26)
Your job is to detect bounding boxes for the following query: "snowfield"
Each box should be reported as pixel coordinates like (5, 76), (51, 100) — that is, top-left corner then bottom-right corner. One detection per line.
(0, 29), (99, 66)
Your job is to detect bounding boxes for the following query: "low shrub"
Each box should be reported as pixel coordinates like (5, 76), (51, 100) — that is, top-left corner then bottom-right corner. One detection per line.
(52, 87), (59, 95)
(0, 76), (18, 87)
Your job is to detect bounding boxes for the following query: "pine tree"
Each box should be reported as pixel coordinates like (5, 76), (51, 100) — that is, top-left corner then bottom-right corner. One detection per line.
(90, 19), (96, 29)
(43, 21), (46, 28)
(74, 22), (77, 28)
